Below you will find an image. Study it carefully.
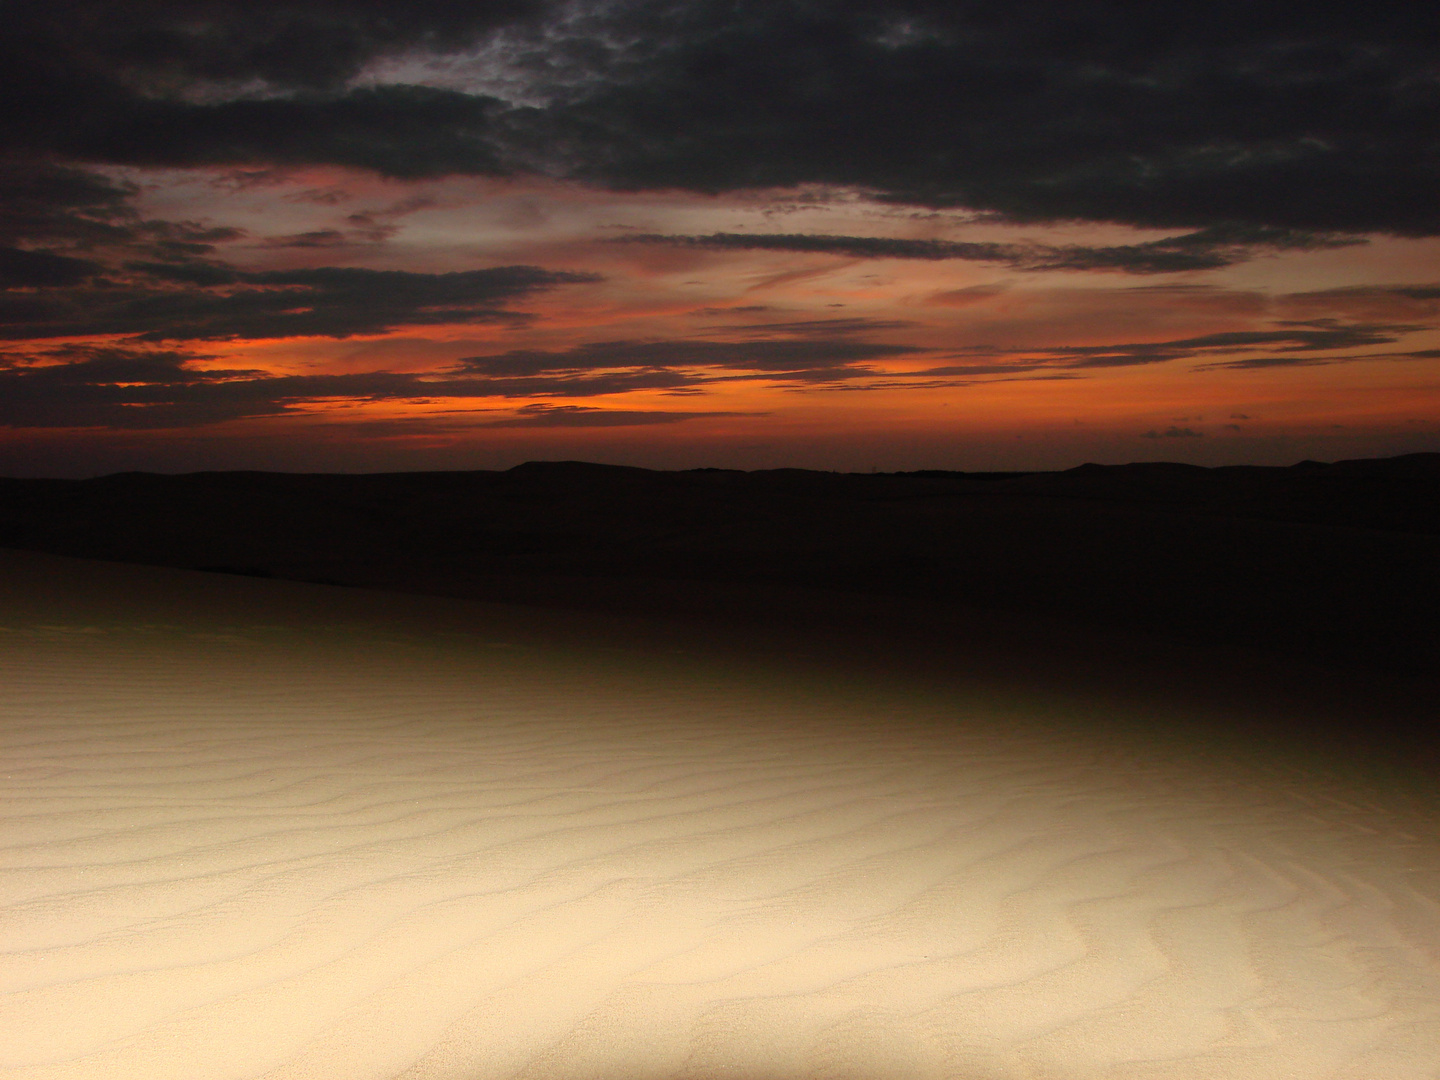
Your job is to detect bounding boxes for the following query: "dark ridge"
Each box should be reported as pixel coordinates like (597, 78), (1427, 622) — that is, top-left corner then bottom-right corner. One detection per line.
(1, 453), (1436, 684)
(505, 460), (656, 478)
(4, 451), (1437, 783)
(884, 469), (1039, 481)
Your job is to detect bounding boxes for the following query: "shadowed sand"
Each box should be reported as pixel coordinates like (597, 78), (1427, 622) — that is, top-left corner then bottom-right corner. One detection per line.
(2, 549), (1438, 1079)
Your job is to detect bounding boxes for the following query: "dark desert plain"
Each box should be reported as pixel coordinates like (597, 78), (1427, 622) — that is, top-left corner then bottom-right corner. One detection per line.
(2, 2), (1440, 1078)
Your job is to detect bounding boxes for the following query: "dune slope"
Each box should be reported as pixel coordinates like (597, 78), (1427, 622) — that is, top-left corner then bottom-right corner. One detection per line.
(1, 549), (1438, 1079)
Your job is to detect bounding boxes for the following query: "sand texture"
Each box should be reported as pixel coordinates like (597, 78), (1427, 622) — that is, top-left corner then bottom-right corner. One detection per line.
(2, 549), (1438, 1079)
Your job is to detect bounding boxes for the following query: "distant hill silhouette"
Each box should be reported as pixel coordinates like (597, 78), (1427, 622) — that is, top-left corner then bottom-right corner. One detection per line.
(2, 453), (1437, 677)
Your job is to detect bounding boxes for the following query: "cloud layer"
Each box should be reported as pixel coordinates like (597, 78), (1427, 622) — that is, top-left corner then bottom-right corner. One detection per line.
(1, 2), (1437, 458)
(8, 297), (1434, 430)
(2, 1), (1436, 234)
(614, 226), (1359, 274)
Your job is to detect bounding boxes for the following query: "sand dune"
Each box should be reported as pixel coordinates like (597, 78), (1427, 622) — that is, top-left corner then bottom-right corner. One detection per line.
(2, 549), (1438, 1079)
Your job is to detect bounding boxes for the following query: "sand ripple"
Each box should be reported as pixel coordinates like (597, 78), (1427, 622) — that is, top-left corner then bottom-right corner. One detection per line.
(1, 557), (1438, 1079)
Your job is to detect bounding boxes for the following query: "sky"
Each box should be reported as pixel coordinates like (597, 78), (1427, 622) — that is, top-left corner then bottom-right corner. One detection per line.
(2, 0), (1438, 476)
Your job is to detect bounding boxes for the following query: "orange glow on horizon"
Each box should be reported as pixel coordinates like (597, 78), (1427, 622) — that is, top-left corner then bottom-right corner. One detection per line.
(3, 170), (1435, 475)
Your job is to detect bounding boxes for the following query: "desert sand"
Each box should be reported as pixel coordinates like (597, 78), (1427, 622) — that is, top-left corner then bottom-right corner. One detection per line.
(2, 547), (1439, 1079)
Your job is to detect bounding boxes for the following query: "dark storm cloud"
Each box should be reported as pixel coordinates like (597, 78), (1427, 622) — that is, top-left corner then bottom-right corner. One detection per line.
(0, 247), (103, 288)
(62, 87), (515, 178)
(0, 264), (598, 341)
(0, 162), (245, 250)
(0, 162), (137, 248)
(536, 1), (1440, 235)
(617, 225), (1358, 274)
(2, 2), (1436, 235)
(0, 345), (258, 384)
(0, 353), (297, 428)
(1, 2), (544, 174)
(8, 1), (545, 92)
(0, 158), (255, 309)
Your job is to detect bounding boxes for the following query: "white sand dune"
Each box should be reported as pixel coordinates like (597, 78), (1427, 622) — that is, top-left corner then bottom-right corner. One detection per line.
(2, 549), (1438, 1080)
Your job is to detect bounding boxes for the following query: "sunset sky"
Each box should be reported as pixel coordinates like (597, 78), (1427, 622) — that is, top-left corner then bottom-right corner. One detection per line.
(3, 0), (1438, 475)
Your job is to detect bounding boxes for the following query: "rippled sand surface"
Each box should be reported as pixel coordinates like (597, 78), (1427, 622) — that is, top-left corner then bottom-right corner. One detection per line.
(2, 549), (1438, 1079)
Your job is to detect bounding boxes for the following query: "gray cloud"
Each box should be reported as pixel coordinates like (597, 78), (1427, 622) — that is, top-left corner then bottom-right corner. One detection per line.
(452, 336), (927, 377)
(535, 3), (1440, 235)
(0, 246), (104, 287)
(0, 162), (141, 248)
(946, 323), (1428, 372)
(2, 288), (1432, 429)
(0, 344), (253, 383)
(901, 320), (1439, 380)
(0, 344), (712, 429)
(2, 2), (1437, 237)
(1200, 348), (1440, 370)
(259, 230), (352, 248)
(615, 224), (1360, 274)
(0, 159), (611, 361)
(0, 316), (937, 429)
(0, 263), (598, 342)
(0, 160), (249, 290)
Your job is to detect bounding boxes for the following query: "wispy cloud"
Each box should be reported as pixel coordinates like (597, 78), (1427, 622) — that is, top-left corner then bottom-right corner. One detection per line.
(0, 262), (598, 342)
(451, 336), (926, 378)
(613, 225), (1362, 274)
(1200, 348), (1440, 370)
(478, 403), (762, 428)
(918, 322), (1434, 374)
